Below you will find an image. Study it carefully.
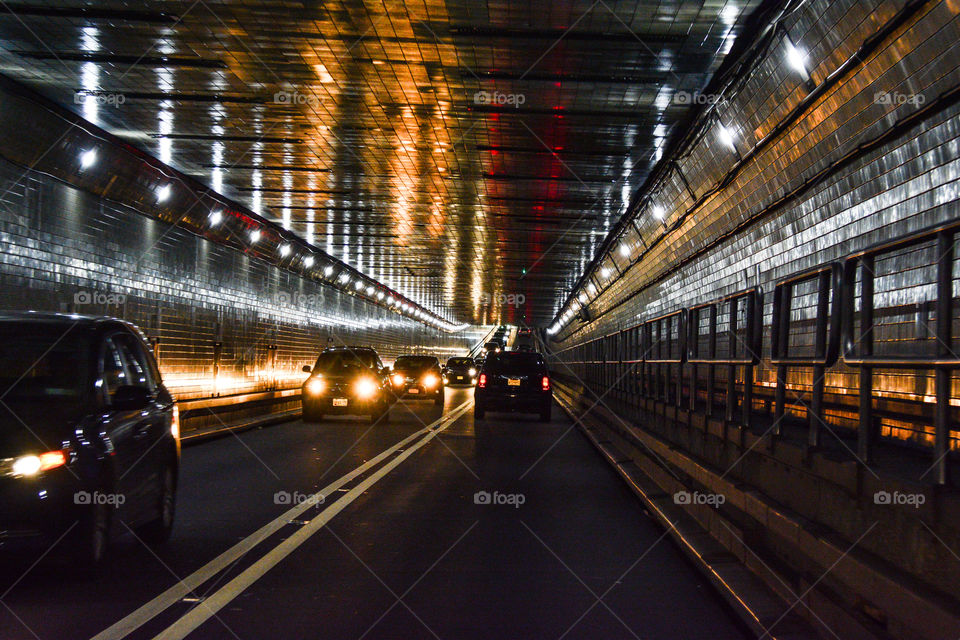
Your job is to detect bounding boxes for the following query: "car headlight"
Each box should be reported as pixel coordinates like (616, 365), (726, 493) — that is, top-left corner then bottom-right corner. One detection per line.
(468, 367), (477, 377)
(422, 373), (439, 389)
(306, 376), (326, 395)
(11, 450), (67, 477)
(392, 373), (405, 387)
(355, 377), (378, 399)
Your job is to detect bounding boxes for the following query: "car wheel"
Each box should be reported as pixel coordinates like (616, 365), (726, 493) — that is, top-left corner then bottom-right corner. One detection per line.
(434, 391), (444, 406)
(539, 404), (551, 422)
(74, 499), (110, 569)
(140, 463), (176, 544)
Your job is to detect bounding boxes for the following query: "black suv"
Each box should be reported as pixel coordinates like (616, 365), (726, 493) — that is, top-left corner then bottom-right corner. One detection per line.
(475, 352), (552, 422)
(301, 347), (391, 423)
(443, 357), (477, 386)
(390, 355), (444, 405)
(0, 313), (179, 567)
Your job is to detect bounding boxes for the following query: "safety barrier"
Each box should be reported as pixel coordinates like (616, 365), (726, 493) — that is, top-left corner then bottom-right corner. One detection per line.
(551, 220), (959, 484)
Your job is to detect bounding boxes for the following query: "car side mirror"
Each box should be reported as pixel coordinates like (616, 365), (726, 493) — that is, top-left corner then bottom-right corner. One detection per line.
(302, 365), (312, 373)
(112, 385), (152, 410)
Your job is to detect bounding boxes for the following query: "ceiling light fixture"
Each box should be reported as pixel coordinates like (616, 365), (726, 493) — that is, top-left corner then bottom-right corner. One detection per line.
(79, 149), (97, 169)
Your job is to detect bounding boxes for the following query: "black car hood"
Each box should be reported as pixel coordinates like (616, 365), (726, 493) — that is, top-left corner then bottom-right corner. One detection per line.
(0, 401), (82, 456)
(310, 366), (377, 382)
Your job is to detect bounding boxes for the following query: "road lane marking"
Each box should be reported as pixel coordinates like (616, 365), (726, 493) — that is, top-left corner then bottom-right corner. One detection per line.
(92, 400), (471, 640)
(150, 399), (473, 640)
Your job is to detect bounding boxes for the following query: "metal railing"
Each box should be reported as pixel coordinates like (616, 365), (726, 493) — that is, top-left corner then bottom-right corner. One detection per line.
(550, 220), (959, 485)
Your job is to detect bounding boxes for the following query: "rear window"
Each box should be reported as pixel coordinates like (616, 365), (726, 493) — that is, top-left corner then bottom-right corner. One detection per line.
(0, 324), (88, 403)
(313, 350), (377, 372)
(394, 356), (437, 370)
(483, 353), (545, 375)
(446, 358), (473, 367)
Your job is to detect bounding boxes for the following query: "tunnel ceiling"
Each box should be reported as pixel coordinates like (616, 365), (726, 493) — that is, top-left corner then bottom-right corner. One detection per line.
(0, 0), (762, 327)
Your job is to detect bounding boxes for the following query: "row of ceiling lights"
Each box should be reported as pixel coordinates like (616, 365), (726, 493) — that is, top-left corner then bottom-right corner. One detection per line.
(75, 146), (463, 331)
(548, 37), (812, 336)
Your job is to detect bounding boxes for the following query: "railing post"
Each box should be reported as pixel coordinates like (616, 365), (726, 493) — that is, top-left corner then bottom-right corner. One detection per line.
(690, 308), (699, 413)
(857, 256), (875, 465)
(773, 283), (791, 437)
(707, 305), (717, 418)
(809, 271), (831, 449)
(933, 231), (952, 486)
(726, 299), (737, 424)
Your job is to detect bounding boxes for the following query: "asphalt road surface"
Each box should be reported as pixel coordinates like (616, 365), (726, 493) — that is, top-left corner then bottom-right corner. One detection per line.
(0, 386), (749, 640)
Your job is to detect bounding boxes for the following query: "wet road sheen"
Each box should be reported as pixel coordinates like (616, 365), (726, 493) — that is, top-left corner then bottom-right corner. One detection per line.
(0, 387), (749, 640)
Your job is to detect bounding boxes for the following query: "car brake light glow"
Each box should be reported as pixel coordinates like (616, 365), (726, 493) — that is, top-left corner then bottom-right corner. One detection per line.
(12, 450), (67, 477)
(542, 376), (550, 391)
(478, 373), (487, 388)
(171, 403), (181, 440)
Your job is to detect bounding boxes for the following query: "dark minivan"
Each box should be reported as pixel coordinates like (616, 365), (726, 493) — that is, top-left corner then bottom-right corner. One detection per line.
(0, 313), (180, 567)
(474, 352), (552, 422)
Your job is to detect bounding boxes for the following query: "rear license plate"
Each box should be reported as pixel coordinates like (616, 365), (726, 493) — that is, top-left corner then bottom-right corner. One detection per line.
(408, 388), (420, 394)
(507, 378), (521, 386)
(332, 398), (348, 407)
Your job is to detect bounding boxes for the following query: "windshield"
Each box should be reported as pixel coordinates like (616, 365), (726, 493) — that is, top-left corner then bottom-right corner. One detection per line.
(483, 353), (545, 375)
(312, 351), (377, 373)
(446, 358), (473, 367)
(393, 356), (437, 370)
(0, 324), (88, 404)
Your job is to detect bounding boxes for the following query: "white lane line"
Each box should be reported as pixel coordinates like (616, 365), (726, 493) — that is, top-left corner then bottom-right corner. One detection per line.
(92, 400), (471, 640)
(150, 400), (473, 640)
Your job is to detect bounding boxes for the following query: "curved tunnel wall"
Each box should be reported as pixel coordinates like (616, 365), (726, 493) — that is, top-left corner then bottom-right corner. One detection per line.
(553, 0), (960, 446)
(548, 1), (960, 637)
(0, 106), (481, 402)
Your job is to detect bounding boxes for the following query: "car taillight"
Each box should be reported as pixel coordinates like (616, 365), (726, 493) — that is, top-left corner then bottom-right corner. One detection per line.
(542, 376), (550, 391)
(171, 404), (181, 440)
(478, 373), (487, 388)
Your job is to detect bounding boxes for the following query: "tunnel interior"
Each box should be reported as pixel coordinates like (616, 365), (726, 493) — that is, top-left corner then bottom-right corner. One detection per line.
(0, 1), (958, 639)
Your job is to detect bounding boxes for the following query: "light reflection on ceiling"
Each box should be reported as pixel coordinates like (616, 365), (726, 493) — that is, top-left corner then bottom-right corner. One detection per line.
(0, 0), (762, 325)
